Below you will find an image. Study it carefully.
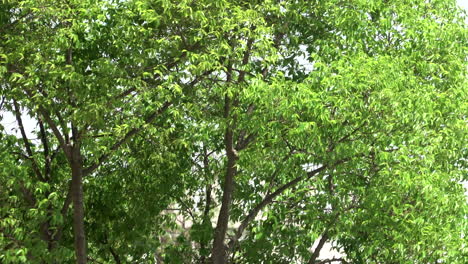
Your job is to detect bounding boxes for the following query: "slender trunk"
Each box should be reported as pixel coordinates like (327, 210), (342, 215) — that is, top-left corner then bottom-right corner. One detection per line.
(212, 94), (237, 264)
(70, 146), (87, 264)
(199, 184), (212, 264)
(200, 148), (212, 264)
(211, 155), (236, 263)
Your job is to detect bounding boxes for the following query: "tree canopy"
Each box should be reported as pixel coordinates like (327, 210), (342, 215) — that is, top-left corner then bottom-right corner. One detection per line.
(0, 0), (467, 263)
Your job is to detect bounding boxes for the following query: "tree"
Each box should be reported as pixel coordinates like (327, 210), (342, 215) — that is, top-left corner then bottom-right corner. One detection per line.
(1, 0), (222, 262)
(1, 0), (467, 263)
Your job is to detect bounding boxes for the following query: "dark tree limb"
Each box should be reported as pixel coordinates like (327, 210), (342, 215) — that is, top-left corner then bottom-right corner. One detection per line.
(52, 181), (72, 244)
(38, 88), (71, 144)
(335, 121), (367, 145)
(316, 258), (348, 264)
(19, 182), (36, 206)
(29, 98), (71, 159)
(228, 156), (353, 255)
(109, 246), (121, 264)
(38, 117), (51, 180)
(228, 165), (326, 252)
(0, 95), (5, 110)
(13, 100), (45, 182)
(308, 231), (329, 264)
(83, 101), (172, 176)
(0, 11), (33, 34)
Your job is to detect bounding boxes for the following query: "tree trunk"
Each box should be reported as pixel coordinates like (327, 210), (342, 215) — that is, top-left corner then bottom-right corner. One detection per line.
(70, 146), (87, 264)
(212, 94), (237, 264)
(211, 156), (236, 264)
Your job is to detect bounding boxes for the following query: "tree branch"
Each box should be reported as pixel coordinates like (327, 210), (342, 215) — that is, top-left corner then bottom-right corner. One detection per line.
(38, 117), (51, 181)
(83, 101), (172, 176)
(0, 96), (5, 110)
(23, 88), (71, 160)
(316, 258), (348, 264)
(237, 38), (254, 83)
(82, 55), (212, 176)
(19, 182), (36, 207)
(109, 246), (121, 264)
(308, 231), (329, 264)
(13, 100), (45, 182)
(0, 12), (33, 34)
(228, 155), (354, 254)
(53, 181), (72, 243)
(336, 121), (367, 145)
(37, 88), (70, 144)
(228, 165), (326, 252)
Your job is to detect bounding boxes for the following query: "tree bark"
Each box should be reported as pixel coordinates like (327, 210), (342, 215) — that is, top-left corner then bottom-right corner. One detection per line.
(70, 145), (87, 264)
(200, 147), (212, 264)
(212, 94), (237, 264)
(109, 246), (121, 264)
(211, 148), (237, 264)
(308, 232), (329, 264)
(228, 165), (326, 255)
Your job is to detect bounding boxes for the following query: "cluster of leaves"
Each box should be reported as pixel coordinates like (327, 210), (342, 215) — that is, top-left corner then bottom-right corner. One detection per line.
(1, 0), (467, 263)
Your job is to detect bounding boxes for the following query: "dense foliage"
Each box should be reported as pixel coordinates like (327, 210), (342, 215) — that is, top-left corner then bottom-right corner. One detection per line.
(1, 0), (467, 263)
